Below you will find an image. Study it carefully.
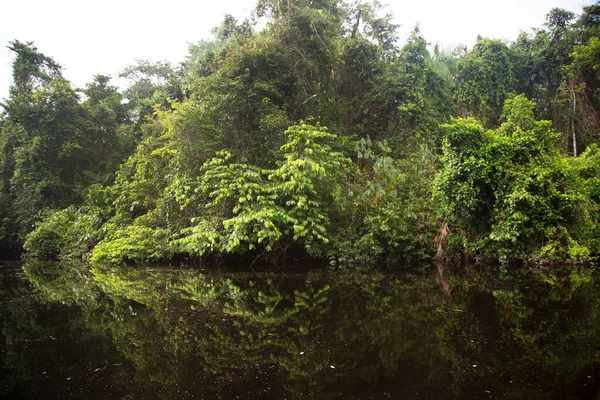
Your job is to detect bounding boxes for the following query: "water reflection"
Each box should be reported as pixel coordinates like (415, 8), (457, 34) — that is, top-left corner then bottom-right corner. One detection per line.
(0, 261), (599, 399)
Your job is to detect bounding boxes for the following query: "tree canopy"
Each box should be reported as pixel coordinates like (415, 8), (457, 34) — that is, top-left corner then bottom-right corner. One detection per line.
(2, 1), (600, 265)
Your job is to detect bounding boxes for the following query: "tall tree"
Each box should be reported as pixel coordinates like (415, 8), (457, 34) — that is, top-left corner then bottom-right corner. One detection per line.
(1, 41), (118, 243)
(455, 38), (516, 127)
(82, 75), (134, 181)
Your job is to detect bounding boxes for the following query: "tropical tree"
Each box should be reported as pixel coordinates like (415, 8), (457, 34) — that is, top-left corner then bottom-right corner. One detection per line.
(1, 41), (128, 249)
(455, 38), (517, 127)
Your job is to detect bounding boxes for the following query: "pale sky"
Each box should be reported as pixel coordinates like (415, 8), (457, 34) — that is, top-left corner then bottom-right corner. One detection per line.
(0, 0), (588, 101)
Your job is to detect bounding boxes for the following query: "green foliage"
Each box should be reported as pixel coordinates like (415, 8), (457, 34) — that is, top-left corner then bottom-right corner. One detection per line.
(7, 40), (62, 93)
(175, 123), (355, 255)
(186, 14), (254, 78)
(331, 138), (438, 267)
(455, 38), (516, 127)
(90, 225), (173, 264)
(337, 36), (384, 135)
(0, 119), (20, 256)
(7, 77), (89, 233)
(0, 42), (132, 253)
(554, 35), (600, 155)
(12, 1), (600, 266)
(119, 60), (183, 132)
(361, 27), (453, 154)
(509, 7), (600, 155)
(429, 43), (462, 87)
(23, 209), (74, 258)
(23, 206), (104, 259)
(435, 95), (600, 260)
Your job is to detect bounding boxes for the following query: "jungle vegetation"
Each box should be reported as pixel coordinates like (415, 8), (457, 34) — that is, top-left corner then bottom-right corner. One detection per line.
(2, 0), (600, 266)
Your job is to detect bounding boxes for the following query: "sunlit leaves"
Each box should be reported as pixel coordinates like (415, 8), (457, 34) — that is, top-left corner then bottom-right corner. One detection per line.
(175, 123), (354, 255)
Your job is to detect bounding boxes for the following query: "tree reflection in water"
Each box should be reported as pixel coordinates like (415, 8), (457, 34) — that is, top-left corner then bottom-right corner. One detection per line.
(0, 261), (598, 399)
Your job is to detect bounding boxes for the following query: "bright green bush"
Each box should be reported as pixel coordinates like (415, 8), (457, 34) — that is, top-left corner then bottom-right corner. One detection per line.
(24, 209), (75, 258)
(174, 123), (355, 255)
(434, 95), (600, 260)
(24, 206), (104, 259)
(90, 225), (173, 264)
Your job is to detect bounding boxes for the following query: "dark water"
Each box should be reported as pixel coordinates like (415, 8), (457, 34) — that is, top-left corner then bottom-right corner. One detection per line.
(1, 261), (599, 399)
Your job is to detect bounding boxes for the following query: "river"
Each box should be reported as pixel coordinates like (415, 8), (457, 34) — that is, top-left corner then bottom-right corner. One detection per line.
(0, 261), (599, 399)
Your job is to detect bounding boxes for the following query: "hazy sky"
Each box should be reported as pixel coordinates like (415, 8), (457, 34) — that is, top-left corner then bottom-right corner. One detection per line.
(0, 0), (588, 100)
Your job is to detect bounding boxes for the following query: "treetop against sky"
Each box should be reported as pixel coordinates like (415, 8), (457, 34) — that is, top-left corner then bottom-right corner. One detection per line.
(0, 0), (586, 100)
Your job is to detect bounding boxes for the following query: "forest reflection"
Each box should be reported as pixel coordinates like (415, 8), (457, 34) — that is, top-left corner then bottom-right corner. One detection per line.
(0, 262), (598, 399)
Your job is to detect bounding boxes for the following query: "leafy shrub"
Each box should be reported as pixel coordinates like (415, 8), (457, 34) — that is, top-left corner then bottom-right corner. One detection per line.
(24, 206), (104, 259)
(90, 225), (173, 264)
(24, 209), (74, 258)
(330, 139), (439, 268)
(434, 95), (600, 260)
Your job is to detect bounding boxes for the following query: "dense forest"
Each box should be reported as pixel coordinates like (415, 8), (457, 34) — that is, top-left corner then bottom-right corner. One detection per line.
(1, 0), (600, 266)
